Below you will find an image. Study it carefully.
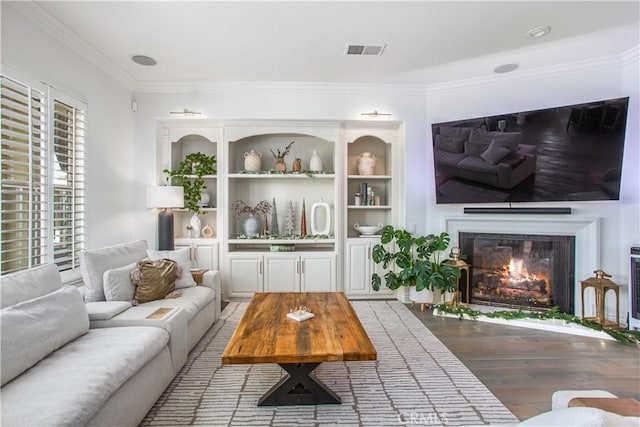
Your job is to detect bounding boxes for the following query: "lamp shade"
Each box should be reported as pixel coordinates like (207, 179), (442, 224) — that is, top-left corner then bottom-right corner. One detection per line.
(147, 186), (184, 209)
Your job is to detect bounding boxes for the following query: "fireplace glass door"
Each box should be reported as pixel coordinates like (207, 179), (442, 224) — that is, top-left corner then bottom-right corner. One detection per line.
(460, 233), (575, 313)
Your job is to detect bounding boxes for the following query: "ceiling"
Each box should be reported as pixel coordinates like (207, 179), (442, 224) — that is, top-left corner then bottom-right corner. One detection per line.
(17, 1), (640, 89)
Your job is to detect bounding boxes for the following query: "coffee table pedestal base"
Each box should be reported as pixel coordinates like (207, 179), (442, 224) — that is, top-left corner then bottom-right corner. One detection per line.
(258, 363), (341, 406)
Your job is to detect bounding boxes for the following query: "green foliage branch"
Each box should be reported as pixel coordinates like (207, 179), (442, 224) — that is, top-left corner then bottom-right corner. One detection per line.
(371, 226), (460, 293)
(163, 152), (217, 214)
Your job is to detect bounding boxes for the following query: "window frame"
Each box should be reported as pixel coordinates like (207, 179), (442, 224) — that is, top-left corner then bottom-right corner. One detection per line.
(1, 75), (87, 278)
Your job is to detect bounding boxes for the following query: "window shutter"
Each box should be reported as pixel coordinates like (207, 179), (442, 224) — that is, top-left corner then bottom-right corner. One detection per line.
(1, 76), (86, 275)
(51, 98), (86, 271)
(1, 77), (48, 274)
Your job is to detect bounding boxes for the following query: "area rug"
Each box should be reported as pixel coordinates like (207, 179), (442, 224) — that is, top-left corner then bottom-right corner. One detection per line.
(140, 301), (519, 426)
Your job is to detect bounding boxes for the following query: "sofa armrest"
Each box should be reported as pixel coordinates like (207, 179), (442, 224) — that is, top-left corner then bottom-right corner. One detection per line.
(85, 301), (132, 320)
(201, 270), (221, 321)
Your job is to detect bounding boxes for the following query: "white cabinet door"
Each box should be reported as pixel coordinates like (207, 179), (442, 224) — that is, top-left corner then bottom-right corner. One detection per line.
(346, 241), (372, 294)
(264, 254), (299, 292)
(228, 254), (263, 294)
(195, 245), (218, 270)
(301, 254), (336, 292)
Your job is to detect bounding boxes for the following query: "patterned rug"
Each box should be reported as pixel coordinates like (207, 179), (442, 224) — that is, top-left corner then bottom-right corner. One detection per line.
(141, 301), (519, 426)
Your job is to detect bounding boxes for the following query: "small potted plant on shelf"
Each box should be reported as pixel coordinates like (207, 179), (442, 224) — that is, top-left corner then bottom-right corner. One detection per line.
(371, 226), (461, 309)
(163, 152), (217, 214)
(232, 200), (271, 237)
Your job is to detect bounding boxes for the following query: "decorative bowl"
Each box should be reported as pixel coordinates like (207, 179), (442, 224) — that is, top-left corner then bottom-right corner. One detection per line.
(353, 223), (383, 235)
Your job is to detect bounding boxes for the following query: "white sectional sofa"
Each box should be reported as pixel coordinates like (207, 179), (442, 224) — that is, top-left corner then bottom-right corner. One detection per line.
(1, 240), (221, 427)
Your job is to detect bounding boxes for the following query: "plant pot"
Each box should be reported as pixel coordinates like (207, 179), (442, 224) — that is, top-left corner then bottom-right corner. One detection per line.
(241, 214), (262, 237)
(410, 287), (434, 311)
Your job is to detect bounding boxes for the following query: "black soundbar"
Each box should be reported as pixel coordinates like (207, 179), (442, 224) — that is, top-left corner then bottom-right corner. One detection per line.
(463, 207), (572, 215)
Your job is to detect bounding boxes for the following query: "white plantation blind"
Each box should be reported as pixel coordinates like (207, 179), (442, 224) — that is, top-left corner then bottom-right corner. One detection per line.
(1, 75), (86, 275)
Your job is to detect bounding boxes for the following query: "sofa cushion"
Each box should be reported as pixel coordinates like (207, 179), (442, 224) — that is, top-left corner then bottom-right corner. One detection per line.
(458, 156), (499, 174)
(469, 129), (521, 152)
(481, 140), (512, 165)
(80, 240), (148, 302)
(464, 140), (491, 157)
(131, 259), (178, 304)
(0, 264), (62, 309)
(1, 286), (89, 386)
(146, 248), (197, 289)
(438, 126), (472, 141)
(129, 285), (215, 321)
(103, 262), (137, 302)
(434, 149), (467, 168)
(435, 134), (465, 153)
(0, 326), (169, 427)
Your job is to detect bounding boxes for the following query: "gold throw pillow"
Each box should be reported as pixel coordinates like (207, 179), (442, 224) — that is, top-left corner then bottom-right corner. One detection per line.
(130, 259), (178, 304)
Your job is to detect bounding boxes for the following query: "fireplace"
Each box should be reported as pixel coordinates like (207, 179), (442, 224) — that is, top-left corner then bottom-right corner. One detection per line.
(460, 232), (575, 313)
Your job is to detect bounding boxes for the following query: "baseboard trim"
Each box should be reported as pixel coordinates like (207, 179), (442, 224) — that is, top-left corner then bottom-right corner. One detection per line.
(463, 207), (572, 215)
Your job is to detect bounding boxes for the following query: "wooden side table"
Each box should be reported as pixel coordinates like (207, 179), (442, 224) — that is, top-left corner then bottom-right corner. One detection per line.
(191, 269), (209, 285)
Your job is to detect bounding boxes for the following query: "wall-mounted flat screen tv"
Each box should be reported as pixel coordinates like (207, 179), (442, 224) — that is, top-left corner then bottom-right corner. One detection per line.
(431, 97), (629, 204)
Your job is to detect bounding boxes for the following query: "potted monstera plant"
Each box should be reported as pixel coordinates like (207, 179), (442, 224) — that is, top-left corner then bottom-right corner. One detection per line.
(371, 226), (461, 308)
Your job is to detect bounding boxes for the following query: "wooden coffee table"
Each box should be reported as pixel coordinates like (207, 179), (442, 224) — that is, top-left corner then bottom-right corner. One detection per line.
(221, 292), (377, 406)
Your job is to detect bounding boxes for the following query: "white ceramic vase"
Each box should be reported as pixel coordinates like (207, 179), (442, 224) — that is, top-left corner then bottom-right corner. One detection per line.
(357, 152), (377, 175)
(244, 149), (262, 171)
(309, 150), (323, 172)
(241, 214), (262, 237)
(190, 213), (201, 238)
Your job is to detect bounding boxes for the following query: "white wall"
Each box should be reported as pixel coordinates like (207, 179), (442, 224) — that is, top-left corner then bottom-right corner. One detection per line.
(1, 4), (137, 249)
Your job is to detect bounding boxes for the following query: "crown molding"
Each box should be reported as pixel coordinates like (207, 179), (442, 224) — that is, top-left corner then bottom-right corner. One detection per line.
(133, 80), (429, 95)
(426, 48), (636, 96)
(11, 2), (137, 91)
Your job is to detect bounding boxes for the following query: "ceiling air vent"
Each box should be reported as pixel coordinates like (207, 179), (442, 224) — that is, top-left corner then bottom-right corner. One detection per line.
(345, 44), (386, 56)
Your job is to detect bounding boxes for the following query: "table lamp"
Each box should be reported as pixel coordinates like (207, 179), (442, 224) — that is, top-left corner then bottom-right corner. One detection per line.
(147, 186), (184, 250)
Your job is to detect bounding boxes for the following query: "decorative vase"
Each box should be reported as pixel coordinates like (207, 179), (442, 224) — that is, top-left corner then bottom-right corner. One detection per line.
(310, 199), (331, 235)
(410, 286), (434, 311)
(190, 213), (201, 239)
(241, 214), (262, 237)
(199, 189), (210, 208)
(292, 158), (302, 172)
(244, 150), (262, 171)
(201, 223), (215, 238)
(309, 150), (323, 172)
(274, 157), (286, 172)
(357, 152), (377, 175)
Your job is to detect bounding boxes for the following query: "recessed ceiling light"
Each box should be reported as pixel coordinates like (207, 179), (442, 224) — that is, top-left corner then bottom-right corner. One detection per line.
(131, 55), (157, 66)
(527, 25), (551, 38)
(494, 63), (519, 74)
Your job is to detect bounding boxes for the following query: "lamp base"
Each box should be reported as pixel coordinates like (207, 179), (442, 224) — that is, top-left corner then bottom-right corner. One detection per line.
(158, 209), (175, 251)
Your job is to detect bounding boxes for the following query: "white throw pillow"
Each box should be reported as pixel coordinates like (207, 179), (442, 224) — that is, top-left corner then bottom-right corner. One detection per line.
(103, 262), (137, 302)
(146, 248), (196, 289)
(79, 240), (148, 302)
(1, 286), (89, 386)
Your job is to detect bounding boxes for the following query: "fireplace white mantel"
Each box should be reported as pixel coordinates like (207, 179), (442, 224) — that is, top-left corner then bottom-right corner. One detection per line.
(444, 215), (601, 319)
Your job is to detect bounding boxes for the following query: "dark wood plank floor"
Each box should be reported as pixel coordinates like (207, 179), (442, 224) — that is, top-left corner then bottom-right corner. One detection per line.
(410, 304), (640, 421)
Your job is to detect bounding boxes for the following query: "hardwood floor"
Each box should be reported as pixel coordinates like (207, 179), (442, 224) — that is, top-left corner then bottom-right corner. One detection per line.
(409, 304), (640, 421)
